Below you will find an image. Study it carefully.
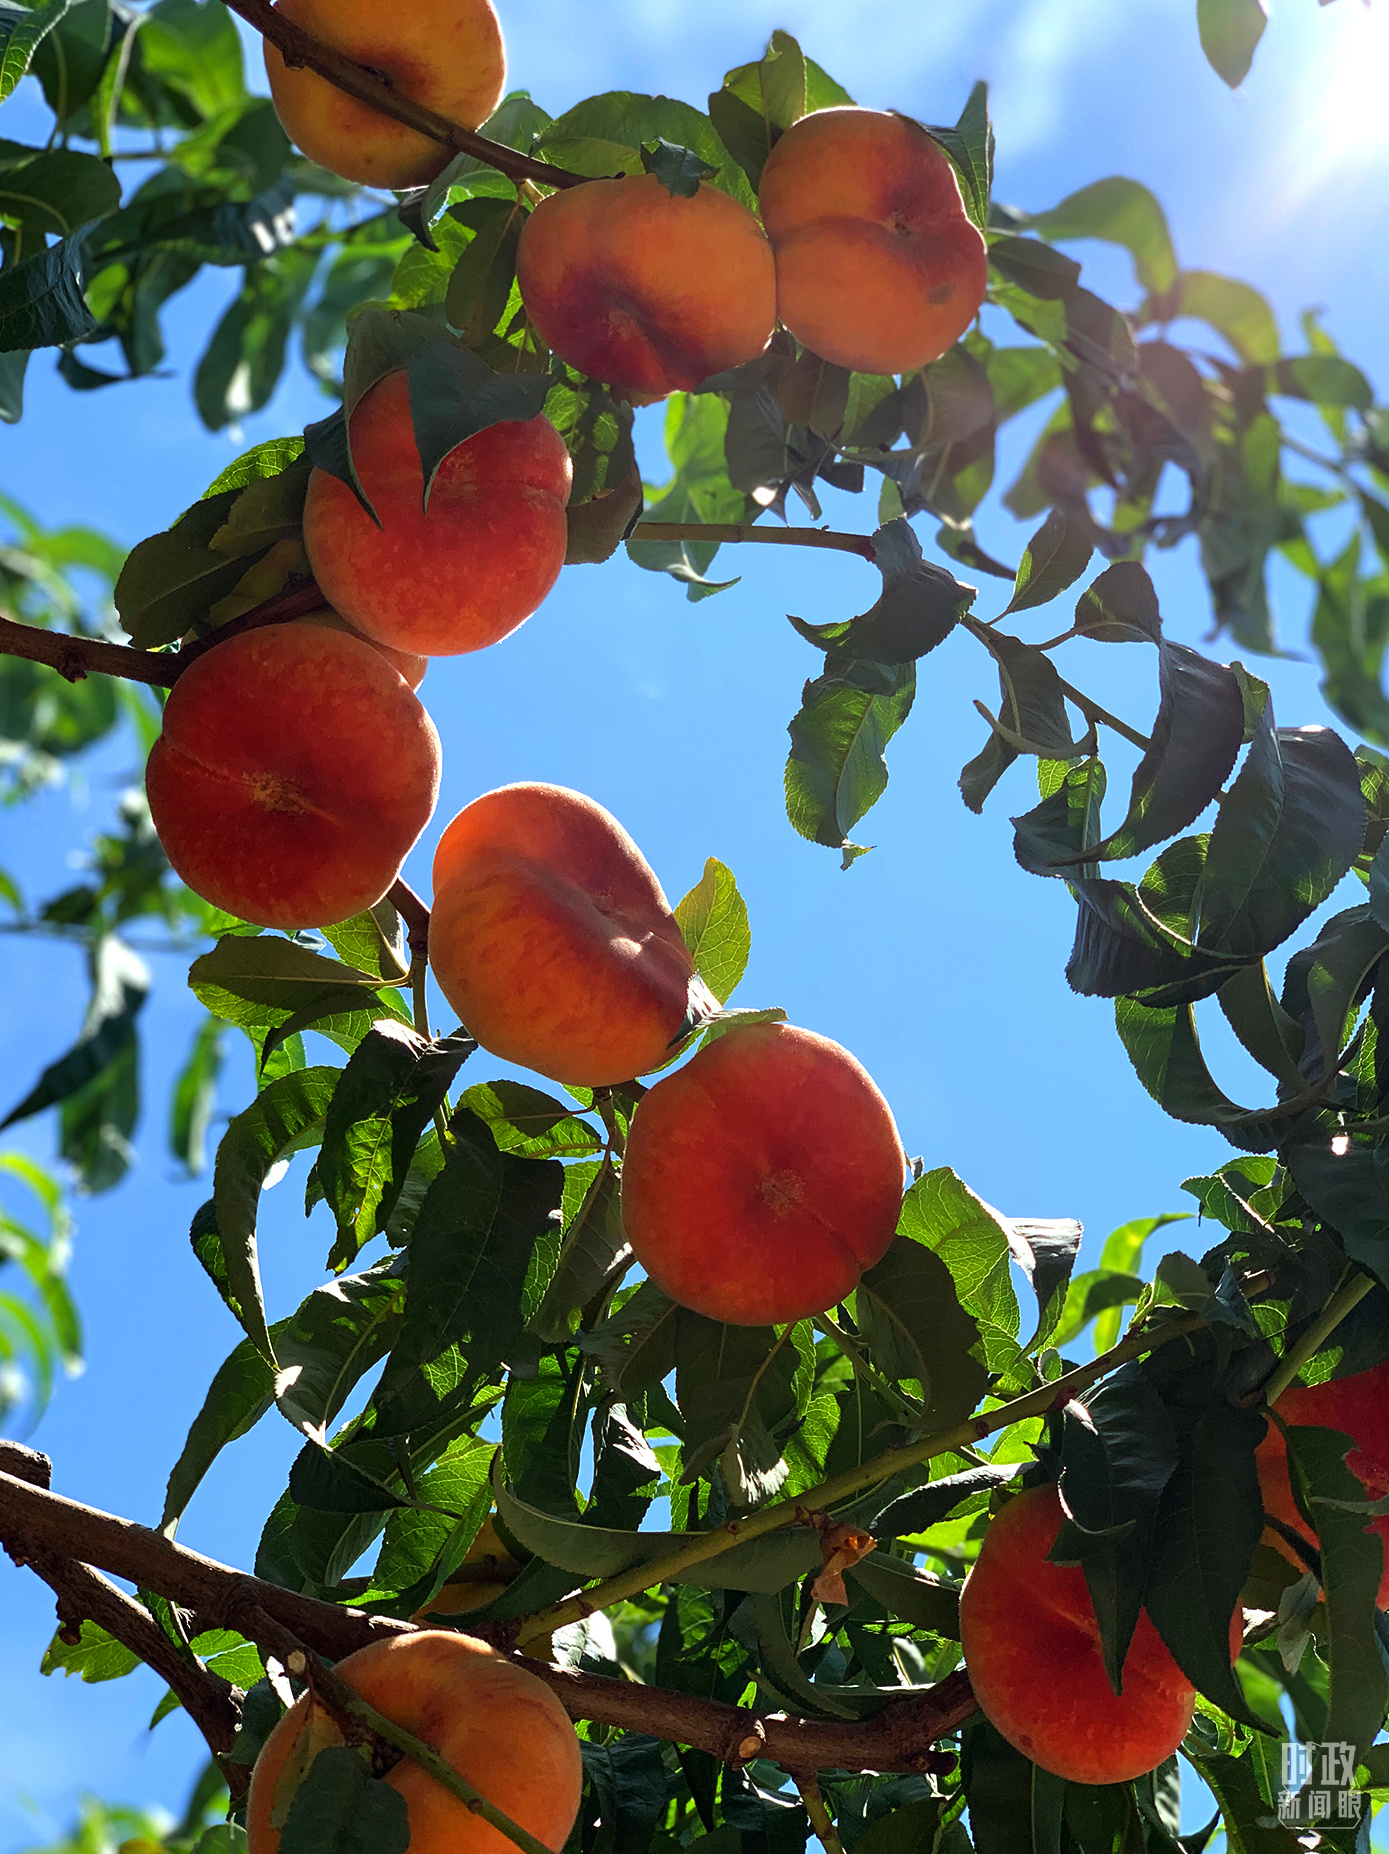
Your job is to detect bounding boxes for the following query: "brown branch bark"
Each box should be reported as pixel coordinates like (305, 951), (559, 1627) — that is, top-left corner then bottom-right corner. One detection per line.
(221, 0), (589, 192)
(0, 1461), (974, 1778)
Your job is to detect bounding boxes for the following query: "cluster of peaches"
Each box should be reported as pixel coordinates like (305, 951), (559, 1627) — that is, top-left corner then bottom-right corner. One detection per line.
(148, 0), (1389, 1838)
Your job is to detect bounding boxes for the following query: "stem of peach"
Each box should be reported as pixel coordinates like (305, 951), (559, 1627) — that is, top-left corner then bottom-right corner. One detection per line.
(219, 0), (590, 192)
(513, 1310), (1207, 1650)
(795, 1776), (847, 1854)
(1258, 1268), (1378, 1409)
(630, 522), (876, 558)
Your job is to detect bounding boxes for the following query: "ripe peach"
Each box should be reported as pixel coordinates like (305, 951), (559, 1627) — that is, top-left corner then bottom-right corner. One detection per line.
(429, 784), (717, 1085)
(620, 1022), (905, 1326)
(146, 624), (440, 931)
(294, 608), (427, 691)
(413, 1518), (516, 1621)
(246, 1630), (580, 1854)
(758, 109), (988, 376)
(959, 1484), (1212, 1785)
(515, 175), (777, 399)
(1256, 1360), (1389, 1605)
(303, 372), (572, 659)
(264, 0), (506, 191)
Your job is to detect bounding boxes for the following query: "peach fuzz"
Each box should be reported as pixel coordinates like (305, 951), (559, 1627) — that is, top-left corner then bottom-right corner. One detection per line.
(960, 1484), (1229, 1785)
(620, 1021), (906, 1326)
(1256, 1359), (1389, 1606)
(758, 108), (988, 376)
(294, 607), (427, 691)
(516, 174), (777, 399)
(303, 372), (572, 658)
(264, 0), (505, 190)
(246, 1631), (581, 1854)
(145, 624), (440, 932)
(429, 784), (717, 1086)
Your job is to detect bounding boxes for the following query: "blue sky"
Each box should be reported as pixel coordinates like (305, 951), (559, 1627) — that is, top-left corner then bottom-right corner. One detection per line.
(4, 0), (1389, 1843)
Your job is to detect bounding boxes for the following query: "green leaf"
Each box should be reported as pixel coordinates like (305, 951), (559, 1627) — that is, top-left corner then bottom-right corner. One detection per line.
(785, 659), (915, 864)
(896, 1168), (1021, 1360)
(278, 1746), (409, 1854)
(2, 935), (147, 1129)
(844, 1555), (961, 1639)
(316, 1024), (474, 1271)
(212, 1067), (339, 1362)
(674, 858), (750, 1006)
(535, 91), (754, 209)
(855, 1236), (989, 1429)
(1163, 270), (1279, 366)
(1030, 177), (1177, 296)
(494, 1459), (825, 1590)
(1144, 1403), (1270, 1728)
(161, 1331), (275, 1534)
(675, 1311), (807, 1505)
(113, 487), (255, 648)
(0, 0), (70, 106)
(544, 373), (636, 507)
(1270, 355), (1373, 412)
(1005, 509), (1092, 615)
(0, 222), (98, 351)
(41, 1619), (138, 1683)
(0, 148), (119, 242)
(626, 393), (750, 597)
(640, 138), (717, 198)
(138, 0), (244, 120)
(1288, 1424), (1389, 1763)
(274, 1258), (406, 1439)
(923, 80), (992, 230)
(374, 1434), (494, 1597)
(789, 520), (974, 666)
(529, 1159), (625, 1345)
(442, 195), (523, 347)
(873, 1462), (1022, 1539)
(201, 435), (306, 499)
(169, 1015), (224, 1176)
(194, 248), (317, 432)
(707, 31), (818, 190)
(462, 1079), (601, 1161)
(189, 934), (409, 1060)
(1198, 0), (1269, 88)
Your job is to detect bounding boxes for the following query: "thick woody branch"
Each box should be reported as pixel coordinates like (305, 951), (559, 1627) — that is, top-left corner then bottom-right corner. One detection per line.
(0, 1459), (973, 1778)
(220, 0), (588, 192)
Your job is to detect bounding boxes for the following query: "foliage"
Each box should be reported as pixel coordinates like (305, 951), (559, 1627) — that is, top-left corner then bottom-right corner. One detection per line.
(0, 9), (1387, 1854)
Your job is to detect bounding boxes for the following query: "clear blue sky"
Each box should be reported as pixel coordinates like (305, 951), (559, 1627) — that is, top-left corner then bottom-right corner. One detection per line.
(4, 0), (1389, 1843)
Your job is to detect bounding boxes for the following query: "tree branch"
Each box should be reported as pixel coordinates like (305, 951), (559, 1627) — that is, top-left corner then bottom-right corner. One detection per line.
(0, 1458), (972, 1778)
(220, 0), (589, 192)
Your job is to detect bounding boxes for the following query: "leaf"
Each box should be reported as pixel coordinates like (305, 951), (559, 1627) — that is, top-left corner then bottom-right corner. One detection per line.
(213, 1068), (339, 1363)
(1005, 509), (1092, 614)
(278, 1746), (409, 1854)
(405, 332), (551, 508)
(973, 630), (1088, 762)
(161, 1332), (276, 1534)
(855, 1237), (989, 1429)
(1029, 177), (1178, 295)
(626, 392), (750, 598)
(373, 1435), (494, 1598)
(1198, 0), (1269, 88)
(844, 1554), (961, 1639)
(534, 91), (754, 209)
(316, 1024), (474, 1271)
(675, 1311), (804, 1503)
(1270, 355), (1373, 412)
(493, 1461), (825, 1591)
(372, 1116), (562, 1436)
(923, 80), (992, 230)
(640, 137), (717, 198)
(1048, 1367), (1180, 1694)
(189, 934), (409, 1059)
(462, 1079), (601, 1161)
(0, 0), (69, 107)
(789, 519), (974, 666)
(0, 221), (97, 352)
(528, 1160), (625, 1345)
(169, 1015), (225, 1176)
(872, 1462), (1023, 1539)
(1144, 1404), (1270, 1728)
(0, 148), (119, 242)
(2, 936), (147, 1128)
(674, 859), (749, 1006)
(896, 1168), (1021, 1362)
(706, 31), (823, 190)
(273, 1259), (406, 1440)
(1008, 1217), (1084, 1350)
(1164, 271), (1279, 366)
(785, 659), (915, 864)
(41, 1619), (138, 1684)
(194, 250), (316, 433)
(201, 436), (306, 499)
(442, 195), (523, 347)
(1286, 1425), (1389, 1763)
(1197, 712), (1366, 960)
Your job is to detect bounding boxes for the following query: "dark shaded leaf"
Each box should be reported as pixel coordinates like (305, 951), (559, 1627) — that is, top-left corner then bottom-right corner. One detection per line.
(278, 1746), (409, 1854)
(788, 520), (974, 665)
(3, 936), (147, 1128)
(1005, 509), (1092, 614)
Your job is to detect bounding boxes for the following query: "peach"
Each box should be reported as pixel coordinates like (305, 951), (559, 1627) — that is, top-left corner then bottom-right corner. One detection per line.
(959, 1485), (1209, 1785)
(146, 624), (440, 931)
(413, 1518), (516, 1621)
(303, 372), (572, 658)
(264, 0), (506, 191)
(620, 1022), (905, 1326)
(515, 175), (777, 399)
(429, 784), (717, 1085)
(295, 607), (427, 690)
(1256, 1360), (1389, 1605)
(246, 1631), (580, 1854)
(758, 109), (988, 376)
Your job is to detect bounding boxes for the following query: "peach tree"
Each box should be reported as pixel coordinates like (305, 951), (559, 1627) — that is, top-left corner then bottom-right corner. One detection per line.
(1, 2), (1389, 1851)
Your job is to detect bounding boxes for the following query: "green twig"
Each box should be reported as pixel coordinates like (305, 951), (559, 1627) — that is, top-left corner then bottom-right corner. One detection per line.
(1260, 1269), (1378, 1408)
(795, 1775), (847, 1854)
(514, 1310), (1205, 1648)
